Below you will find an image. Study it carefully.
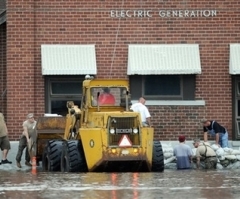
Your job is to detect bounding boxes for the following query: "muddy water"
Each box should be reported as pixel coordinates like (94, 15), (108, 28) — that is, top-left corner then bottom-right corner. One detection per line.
(0, 169), (240, 199)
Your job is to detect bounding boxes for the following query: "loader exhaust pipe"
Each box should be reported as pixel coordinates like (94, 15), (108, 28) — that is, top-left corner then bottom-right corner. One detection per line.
(126, 91), (129, 111)
(97, 92), (100, 112)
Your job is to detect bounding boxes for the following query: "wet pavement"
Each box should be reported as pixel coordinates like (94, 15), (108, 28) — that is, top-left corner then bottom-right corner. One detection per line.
(1, 168), (240, 199)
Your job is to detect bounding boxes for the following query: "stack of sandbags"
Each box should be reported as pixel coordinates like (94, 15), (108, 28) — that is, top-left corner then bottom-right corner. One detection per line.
(211, 144), (240, 168)
(162, 143), (176, 169)
(162, 142), (240, 169)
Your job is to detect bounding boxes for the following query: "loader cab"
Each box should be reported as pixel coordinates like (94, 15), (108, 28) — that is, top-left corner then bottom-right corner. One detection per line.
(90, 87), (128, 107)
(80, 79), (132, 118)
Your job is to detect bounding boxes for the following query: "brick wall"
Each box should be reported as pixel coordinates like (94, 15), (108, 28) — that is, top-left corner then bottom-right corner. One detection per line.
(6, 0), (37, 140)
(149, 106), (206, 140)
(6, 0), (239, 140)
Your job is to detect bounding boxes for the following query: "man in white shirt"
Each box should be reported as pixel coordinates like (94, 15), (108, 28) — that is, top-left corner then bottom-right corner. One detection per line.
(130, 97), (151, 127)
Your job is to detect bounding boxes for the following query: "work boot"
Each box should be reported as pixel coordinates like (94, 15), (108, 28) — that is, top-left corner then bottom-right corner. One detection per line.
(16, 161), (22, 168)
(2, 159), (12, 164)
(25, 161), (32, 167)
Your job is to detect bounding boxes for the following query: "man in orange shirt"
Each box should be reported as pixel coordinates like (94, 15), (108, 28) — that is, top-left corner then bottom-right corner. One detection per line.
(98, 88), (115, 105)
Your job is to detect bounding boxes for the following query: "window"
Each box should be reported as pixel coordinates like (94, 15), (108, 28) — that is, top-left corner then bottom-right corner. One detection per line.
(91, 87), (127, 106)
(233, 76), (240, 140)
(45, 76), (84, 116)
(51, 82), (81, 94)
(130, 75), (195, 100)
(144, 75), (181, 96)
(51, 100), (80, 116)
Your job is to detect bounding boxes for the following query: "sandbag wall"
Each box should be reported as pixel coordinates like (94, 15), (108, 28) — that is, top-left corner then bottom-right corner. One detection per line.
(162, 143), (240, 169)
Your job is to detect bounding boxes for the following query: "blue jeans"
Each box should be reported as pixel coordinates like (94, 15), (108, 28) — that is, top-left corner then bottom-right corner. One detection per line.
(219, 132), (228, 148)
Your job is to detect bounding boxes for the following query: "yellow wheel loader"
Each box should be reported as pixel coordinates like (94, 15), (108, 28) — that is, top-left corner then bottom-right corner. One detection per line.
(32, 78), (164, 172)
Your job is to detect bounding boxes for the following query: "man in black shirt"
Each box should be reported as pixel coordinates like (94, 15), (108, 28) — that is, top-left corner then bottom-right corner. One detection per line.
(201, 119), (228, 148)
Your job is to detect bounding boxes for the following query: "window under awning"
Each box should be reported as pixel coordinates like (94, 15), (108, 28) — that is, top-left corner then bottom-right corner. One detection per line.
(127, 44), (202, 75)
(41, 44), (97, 75)
(229, 44), (240, 75)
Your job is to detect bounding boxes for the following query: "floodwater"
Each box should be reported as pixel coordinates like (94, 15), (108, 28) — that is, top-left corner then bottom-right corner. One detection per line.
(1, 167), (240, 199)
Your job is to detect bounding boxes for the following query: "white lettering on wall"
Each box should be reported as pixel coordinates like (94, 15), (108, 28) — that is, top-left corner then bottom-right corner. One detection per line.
(159, 10), (217, 17)
(110, 10), (217, 18)
(110, 10), (152, 18)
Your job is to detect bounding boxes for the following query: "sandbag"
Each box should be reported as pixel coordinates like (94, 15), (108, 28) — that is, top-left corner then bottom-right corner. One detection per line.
(216, 147), (225, 156)
(164, 156), (176, 164)
(223, 147), (233, 155)
(164, 152), (173, 159)
(230, 149), (240, 155)
(211, 144), (220, 151)
(224, 154), (237, 160)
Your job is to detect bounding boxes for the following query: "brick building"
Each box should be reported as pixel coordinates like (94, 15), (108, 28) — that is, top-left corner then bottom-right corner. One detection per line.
(0, 0), (240, 141)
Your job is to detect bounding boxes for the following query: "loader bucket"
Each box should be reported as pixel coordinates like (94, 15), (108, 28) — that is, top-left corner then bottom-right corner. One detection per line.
(31, 116), (66, 162)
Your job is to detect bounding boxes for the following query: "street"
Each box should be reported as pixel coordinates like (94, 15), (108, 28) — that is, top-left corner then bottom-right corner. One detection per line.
(0, 168), (240, 199)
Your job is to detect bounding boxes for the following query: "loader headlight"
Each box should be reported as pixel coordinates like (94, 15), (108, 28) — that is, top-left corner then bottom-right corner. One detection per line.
(109, 128), (115, 134)
(133, 148), (139, 153)
(133, 128), (138, 134)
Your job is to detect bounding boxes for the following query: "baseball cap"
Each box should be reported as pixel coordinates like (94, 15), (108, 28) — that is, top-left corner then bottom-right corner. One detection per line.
(178, 135), (186, 142)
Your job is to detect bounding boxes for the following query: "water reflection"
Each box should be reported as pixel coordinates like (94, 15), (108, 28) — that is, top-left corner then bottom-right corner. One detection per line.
(0, 170), (240, 199)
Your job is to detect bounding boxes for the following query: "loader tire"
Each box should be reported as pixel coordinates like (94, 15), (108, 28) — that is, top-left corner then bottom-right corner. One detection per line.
(61, 140), (87, 172)
(42, 140), (63, 172)
(151, 140), (164, 172)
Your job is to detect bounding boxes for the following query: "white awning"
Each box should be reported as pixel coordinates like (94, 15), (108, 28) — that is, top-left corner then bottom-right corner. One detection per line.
(127, 44), (201, 75)
(229, 44), (240, 75)
(41, 44), (97, 75)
